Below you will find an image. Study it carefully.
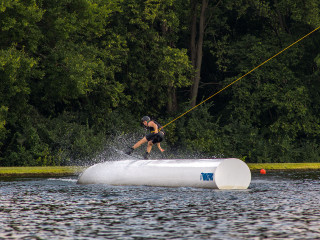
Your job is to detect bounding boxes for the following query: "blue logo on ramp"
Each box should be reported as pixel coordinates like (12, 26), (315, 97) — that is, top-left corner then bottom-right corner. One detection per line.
(200, 172), (213, 181)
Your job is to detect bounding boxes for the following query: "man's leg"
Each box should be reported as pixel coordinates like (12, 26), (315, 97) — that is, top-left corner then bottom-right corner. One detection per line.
(143, 141), (153, 159)
(133, 137), (147, 149)
(146, 141), (153, 153)
(126, 137), (147, 155)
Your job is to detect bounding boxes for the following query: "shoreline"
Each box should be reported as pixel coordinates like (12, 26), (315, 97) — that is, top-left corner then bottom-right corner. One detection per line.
(247, 163), (320, 171)
(0, 163), (320, 177)
(0, 166), (85, 177)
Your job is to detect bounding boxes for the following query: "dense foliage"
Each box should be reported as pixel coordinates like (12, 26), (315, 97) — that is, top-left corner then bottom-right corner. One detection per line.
(0, 0), (320, 166)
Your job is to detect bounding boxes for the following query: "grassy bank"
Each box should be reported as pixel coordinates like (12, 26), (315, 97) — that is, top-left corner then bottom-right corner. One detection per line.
(0, 166), (85, 177)
(248, 163), (320, 170)
(1, 163), (320, 177)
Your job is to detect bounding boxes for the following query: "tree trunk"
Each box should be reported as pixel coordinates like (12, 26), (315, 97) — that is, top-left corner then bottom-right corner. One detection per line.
(162, 19), (178, 113)
(274, 0), (290, 34)
(167, 84), (178, 113)
(190, 0), (208, 107)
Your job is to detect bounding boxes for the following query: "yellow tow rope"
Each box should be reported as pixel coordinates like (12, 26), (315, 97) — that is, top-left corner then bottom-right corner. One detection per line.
(160, 26), (320, 130)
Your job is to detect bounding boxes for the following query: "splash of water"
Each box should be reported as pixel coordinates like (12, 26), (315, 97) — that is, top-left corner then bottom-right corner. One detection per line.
(77, 131), (219, 166)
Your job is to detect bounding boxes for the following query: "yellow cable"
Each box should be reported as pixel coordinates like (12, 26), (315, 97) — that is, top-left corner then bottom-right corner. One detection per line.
(161, 25), (320, 130)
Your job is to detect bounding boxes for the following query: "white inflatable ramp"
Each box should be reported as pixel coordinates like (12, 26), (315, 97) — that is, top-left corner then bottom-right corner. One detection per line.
(77, 158), (251, 189)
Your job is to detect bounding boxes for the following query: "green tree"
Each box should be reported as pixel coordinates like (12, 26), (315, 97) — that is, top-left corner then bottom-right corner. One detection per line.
(0, 0), (44, 52)
(117, 0), (193, 116)
(33, 0), (128, 119)
(0, 0), (130, 165)
(0, 47), (42, 165)
(206, 0), (320, 162)
(0, 106), (8, 150)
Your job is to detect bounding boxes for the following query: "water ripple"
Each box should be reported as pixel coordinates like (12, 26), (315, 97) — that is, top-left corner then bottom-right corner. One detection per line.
(1, 172), (320, 239)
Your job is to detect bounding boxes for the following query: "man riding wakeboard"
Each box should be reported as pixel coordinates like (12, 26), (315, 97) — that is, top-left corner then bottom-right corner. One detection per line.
(125, 116), (165, 159)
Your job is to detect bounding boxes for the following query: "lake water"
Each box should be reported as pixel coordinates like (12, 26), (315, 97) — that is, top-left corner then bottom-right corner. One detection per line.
(1, 170), (320, 239)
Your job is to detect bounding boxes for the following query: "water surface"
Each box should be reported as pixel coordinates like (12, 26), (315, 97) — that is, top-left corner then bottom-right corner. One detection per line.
(1, 170), (320, 239)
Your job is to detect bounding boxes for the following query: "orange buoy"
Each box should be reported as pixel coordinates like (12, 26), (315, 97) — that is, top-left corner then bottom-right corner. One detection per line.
(260, 169), (266, 174)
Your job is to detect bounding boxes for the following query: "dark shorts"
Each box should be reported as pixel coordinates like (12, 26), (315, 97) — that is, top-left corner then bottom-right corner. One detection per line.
(146, 131), (164, 144)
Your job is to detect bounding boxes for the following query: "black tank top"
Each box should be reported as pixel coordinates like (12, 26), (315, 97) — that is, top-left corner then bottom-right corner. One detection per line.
(147, 120), (163, 133)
